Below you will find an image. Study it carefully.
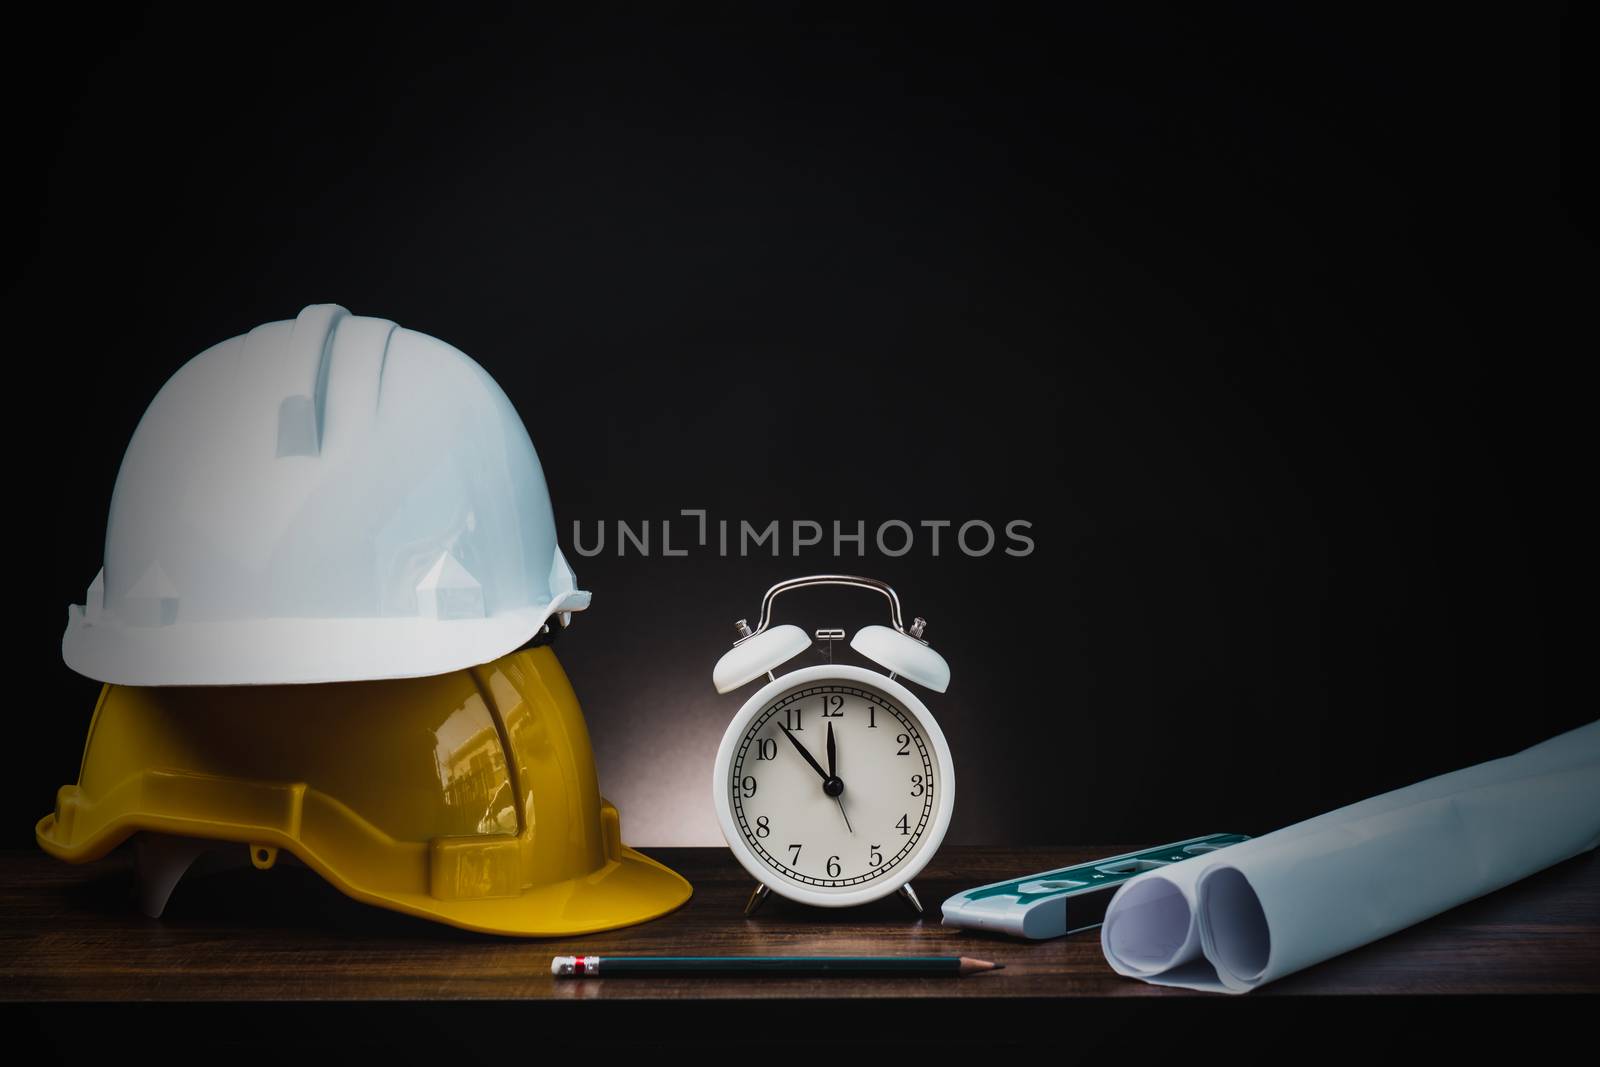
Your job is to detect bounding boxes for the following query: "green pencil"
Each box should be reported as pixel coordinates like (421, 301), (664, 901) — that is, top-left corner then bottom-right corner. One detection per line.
(551, 955), (1003, 978)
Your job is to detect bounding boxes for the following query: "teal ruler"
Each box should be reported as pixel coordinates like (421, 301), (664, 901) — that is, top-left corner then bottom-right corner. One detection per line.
(940, 833), (1250, 940)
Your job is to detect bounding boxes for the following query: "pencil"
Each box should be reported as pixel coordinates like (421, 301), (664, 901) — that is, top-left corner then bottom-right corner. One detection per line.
(551, 955), (1003, 977)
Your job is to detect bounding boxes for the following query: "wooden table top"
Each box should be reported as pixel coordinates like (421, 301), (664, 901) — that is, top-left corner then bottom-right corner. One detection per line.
(4, 844), (1597, 1002)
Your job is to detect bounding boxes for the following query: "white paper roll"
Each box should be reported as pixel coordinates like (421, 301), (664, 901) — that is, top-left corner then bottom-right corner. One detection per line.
(1101, 719), (1600, 993)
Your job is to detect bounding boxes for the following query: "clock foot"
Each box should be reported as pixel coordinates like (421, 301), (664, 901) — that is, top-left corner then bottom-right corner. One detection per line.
(899, 882), (924, 916)
(743, 883), (772, 916)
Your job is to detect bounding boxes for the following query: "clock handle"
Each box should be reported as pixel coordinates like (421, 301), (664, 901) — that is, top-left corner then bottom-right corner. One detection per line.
(722, 574), (950, 692)
(738, 575), (919, 643)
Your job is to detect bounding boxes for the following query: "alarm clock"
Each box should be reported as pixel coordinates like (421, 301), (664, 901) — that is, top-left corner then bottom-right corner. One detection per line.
(710, 575), (954, 916)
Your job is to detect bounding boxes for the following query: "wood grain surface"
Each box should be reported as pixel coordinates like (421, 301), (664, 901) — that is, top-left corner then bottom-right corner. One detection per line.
(3, 845), (1596, 1001)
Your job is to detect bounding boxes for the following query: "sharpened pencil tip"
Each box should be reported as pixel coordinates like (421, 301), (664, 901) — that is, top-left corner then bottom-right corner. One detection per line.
(992, 963), (1006, 970)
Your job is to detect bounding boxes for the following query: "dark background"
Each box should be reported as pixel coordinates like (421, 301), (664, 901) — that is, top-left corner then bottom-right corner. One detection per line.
(9, 4), (1592, 851)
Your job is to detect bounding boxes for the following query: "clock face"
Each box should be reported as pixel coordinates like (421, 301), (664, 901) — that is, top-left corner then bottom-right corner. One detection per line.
(718, 667), (952, 903)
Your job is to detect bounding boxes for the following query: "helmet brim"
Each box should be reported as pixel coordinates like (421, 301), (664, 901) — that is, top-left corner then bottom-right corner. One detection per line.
(38, 812), (691, 937)
(62, 593), (589, 686)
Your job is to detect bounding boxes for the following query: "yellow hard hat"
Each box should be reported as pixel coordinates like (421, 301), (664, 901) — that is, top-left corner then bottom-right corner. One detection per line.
(36, 646), (691, 936)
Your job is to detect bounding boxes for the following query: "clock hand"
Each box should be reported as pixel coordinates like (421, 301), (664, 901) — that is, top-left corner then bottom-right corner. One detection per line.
(780, 725), (830, 784)
(822, 721), (852, 831)
(782, 722), (849, 837)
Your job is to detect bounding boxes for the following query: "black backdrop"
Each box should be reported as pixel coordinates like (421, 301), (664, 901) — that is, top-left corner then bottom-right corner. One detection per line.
(10, 5), (1592, 853)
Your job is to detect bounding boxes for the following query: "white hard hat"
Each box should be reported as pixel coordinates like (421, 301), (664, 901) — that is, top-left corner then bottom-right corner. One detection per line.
(63, 304), (591, 686)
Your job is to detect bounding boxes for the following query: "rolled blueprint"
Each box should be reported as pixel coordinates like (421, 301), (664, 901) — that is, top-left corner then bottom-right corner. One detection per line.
(1100, 720), (1600, 993)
